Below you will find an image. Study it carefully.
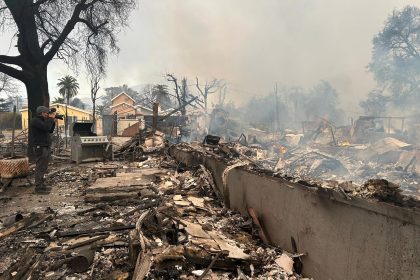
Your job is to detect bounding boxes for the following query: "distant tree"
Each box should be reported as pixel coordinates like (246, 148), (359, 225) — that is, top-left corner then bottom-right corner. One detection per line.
(167, 74), (204, 115)
(179, 78), (191, 116)
(57, 75), (79, 135)
(244, 93), (288, 130)
(95, 105), (107, 116)
(89, 74), (102, 127)
(58, 76), (79, 105)
(220, 100), (240, 118)
(0, 98), (12, 112)
(304, 81), (342, 123)
(0, 73), (17, 95)
(195, 78), (223, 113)
(103, 84), (141, 110)
(70, 97), (86, 109)
(217, 84), (227, 106)
(52, 96), (65, 104)
(166, 74), (182, 111)
(284, 86), (306, 123)
(152, 84), (173, 109)
(167, 74), (191, 115)
(360, 90), (391, 116)
(241, 81), (346, 130)
(369, 6), (420, 108)
(137, 84), (154, 108)
(136, 84), (174, 110)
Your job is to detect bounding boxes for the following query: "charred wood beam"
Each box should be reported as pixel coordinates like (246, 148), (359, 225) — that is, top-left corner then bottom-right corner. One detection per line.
(197, 251), (223, 280)
(0, 213), (41, 240)
(2, 247), (36, 280)
(184, 253), (257, 272)
(66, 235), (108, 250)
(132, 210), (153, 280)
(84, 192), (141, 203)
(57, 224), (135, 238)
(248, 207), (270, 245)
(160, 96), (199, 122)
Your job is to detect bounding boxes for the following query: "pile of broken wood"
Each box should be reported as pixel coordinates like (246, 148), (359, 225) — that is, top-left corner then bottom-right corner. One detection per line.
(114, 131), (167, 162)
(0, 153), (310, 279)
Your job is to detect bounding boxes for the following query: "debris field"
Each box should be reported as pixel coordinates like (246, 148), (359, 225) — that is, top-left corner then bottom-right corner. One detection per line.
(0, 147), (310, 280)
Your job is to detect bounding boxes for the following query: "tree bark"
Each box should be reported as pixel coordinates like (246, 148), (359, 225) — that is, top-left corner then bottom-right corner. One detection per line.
(25, 66), (50, 158)
(4, 0), (50, 157)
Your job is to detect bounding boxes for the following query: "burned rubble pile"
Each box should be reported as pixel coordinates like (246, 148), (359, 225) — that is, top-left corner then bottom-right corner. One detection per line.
(274, 139), (420, 203)
(208, 114), (420, 201)
(0, 146), (309, 279)
(177, 139), (420, 208)
(113, 131), (167, 161)
(0, 129), (28, 158)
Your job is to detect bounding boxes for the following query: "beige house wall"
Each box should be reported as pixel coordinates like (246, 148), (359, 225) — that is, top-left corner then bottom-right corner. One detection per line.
(112, 93), (135, 107)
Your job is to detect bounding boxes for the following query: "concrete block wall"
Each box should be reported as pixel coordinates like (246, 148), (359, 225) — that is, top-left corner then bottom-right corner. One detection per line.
(171, 147), (420, 280)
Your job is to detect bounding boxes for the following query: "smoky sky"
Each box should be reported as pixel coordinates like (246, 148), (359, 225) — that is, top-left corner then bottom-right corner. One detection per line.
(1, 0), (420, 113)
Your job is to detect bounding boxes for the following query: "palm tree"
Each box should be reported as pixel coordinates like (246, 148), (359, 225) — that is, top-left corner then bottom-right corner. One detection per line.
(57, 76), (79, 147)
(152, 84), (173, 109)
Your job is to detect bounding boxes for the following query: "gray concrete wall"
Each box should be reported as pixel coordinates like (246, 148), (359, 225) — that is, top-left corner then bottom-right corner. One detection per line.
(170, 147), (420, 280)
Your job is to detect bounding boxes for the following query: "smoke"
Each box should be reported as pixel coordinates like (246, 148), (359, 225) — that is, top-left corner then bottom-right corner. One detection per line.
(102, 0), (419, 113)
(2, 0), (420, 114)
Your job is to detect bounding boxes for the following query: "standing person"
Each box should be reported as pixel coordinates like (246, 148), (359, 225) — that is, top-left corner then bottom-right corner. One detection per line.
(30, 106), (57, 194)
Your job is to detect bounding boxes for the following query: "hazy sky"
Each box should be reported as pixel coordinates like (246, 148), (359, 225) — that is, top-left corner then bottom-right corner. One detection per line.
(1, 0), (420, 114)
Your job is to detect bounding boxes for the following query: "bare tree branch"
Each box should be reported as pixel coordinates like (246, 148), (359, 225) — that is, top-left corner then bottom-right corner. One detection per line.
(44, 1), (87, 62)
(195, 77), (222, 113)
(195, 77), (205, 97)
(166, 73), (181, 107)
(0, 55), (22, 66)
(0, 73), (18, 95)
(0, 62), (25, 81)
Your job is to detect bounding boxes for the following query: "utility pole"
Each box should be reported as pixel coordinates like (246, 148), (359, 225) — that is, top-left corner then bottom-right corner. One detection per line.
(11, 105), (16, 158)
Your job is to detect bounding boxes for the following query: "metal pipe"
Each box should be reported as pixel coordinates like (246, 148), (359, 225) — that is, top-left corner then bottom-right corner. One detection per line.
(1, 213), (23, 227)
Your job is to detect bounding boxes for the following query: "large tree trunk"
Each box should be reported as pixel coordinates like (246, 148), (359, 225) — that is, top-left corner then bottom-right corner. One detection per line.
(25, 67), (50, 159)
(4, 0), (49, 158)
(25, 68), (50, 117)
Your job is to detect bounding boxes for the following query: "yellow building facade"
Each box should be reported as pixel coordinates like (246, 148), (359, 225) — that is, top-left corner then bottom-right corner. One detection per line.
(20, 103), (93, 130)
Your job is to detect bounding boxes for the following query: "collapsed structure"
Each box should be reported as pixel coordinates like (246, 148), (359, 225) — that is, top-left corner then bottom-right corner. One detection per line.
(0, 98), (419, 279)
(0, 145), (307, 279)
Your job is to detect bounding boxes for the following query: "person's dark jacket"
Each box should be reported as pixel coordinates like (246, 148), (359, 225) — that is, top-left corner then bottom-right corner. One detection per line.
(30, 115), (56, 147)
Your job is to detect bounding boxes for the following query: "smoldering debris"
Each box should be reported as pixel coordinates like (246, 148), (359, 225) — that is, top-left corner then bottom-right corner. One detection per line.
(0, 146), (310, 279)
(203, 109), (420, 199)
(176, 135), (419, 207)
(0, 115), (418, 279)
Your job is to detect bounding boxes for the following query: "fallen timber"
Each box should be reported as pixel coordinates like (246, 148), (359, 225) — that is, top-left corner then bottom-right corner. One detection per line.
(0, 152), (300, 279)
(0, 138), (418, 279)
(169, 143), (420, 280)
